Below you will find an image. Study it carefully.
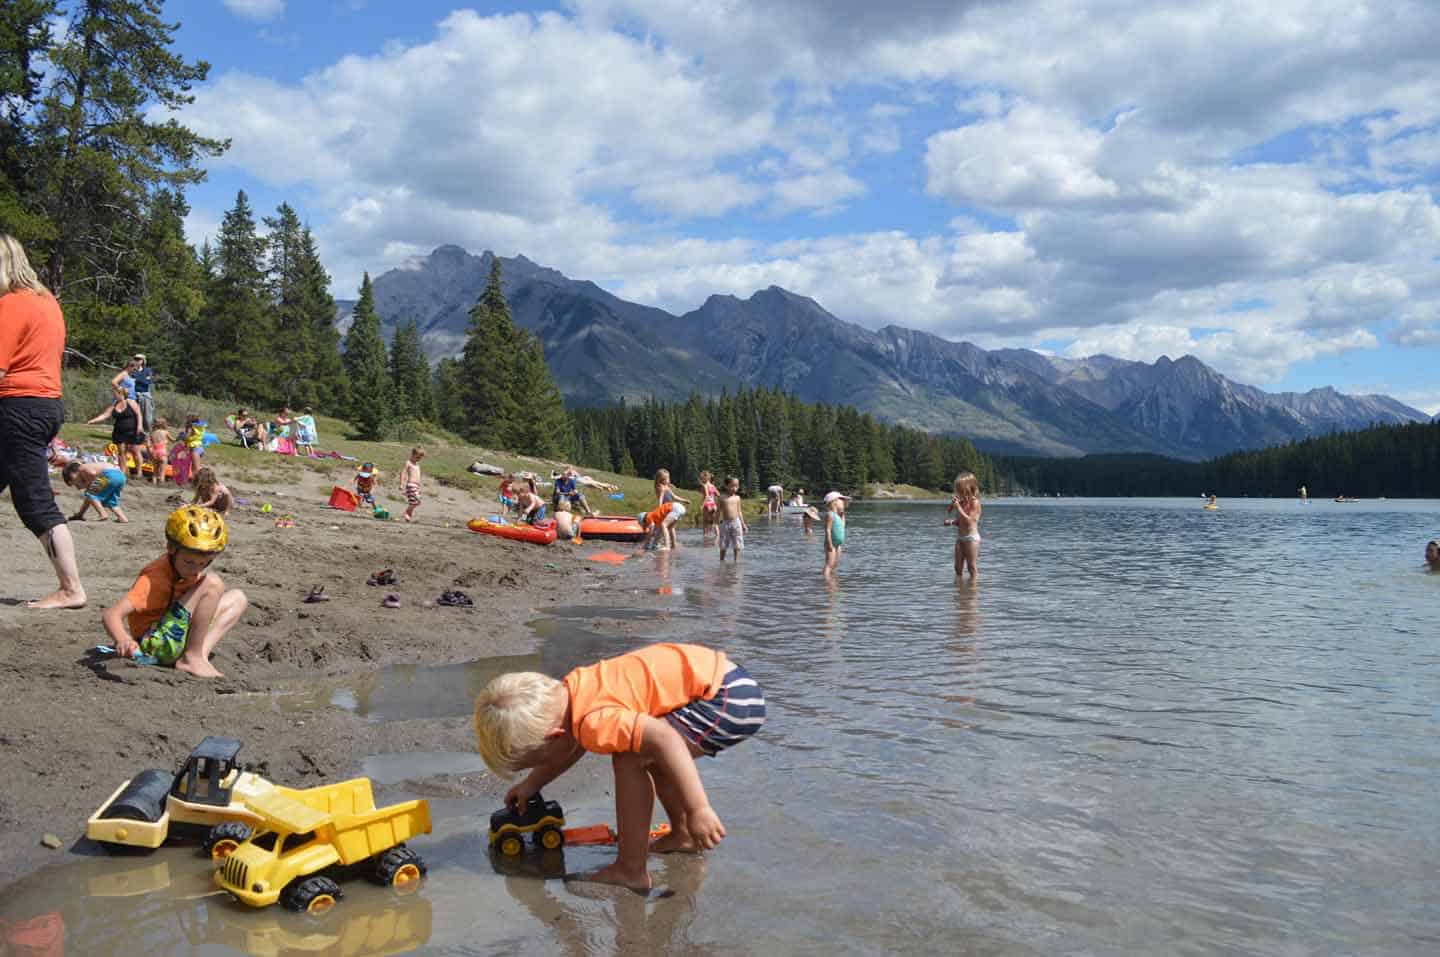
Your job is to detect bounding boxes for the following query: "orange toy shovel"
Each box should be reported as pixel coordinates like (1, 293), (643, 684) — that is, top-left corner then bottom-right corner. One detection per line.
(562, 823), (672, 846)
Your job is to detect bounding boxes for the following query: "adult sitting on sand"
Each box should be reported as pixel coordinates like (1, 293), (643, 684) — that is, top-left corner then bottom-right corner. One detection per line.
(0, 234), (86, 609)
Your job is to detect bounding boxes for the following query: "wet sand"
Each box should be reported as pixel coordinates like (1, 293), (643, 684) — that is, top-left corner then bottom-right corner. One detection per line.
(0, 468), (616, 885)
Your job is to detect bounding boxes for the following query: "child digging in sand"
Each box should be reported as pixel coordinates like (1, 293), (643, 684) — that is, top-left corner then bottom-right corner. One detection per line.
(400, 447), (424, 523)
(473, 642), (766, 891)
(191, 466), (233, 516)
(100, 506), (248, 678)
(62, 460), (130, 523)
(945, 471), (982, 580)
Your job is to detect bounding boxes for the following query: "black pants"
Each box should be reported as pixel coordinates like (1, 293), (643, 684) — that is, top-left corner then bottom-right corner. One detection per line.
(0, 396), (66, 536)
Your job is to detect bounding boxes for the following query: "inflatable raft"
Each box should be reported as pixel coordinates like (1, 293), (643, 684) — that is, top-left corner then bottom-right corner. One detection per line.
(467, 517), (558, 545)
(578, 514), (646, 542)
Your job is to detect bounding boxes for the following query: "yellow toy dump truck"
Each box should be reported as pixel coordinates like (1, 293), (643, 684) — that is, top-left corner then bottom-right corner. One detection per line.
(87, 736), (302, 860)
(215, 777), (430, 914)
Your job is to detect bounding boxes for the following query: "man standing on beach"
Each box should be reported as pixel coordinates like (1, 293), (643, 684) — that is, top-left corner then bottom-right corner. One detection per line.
(131, 354), (155, 432)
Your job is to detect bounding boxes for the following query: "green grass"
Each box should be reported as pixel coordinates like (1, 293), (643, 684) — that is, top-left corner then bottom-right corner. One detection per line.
(57, 373), (720, 518)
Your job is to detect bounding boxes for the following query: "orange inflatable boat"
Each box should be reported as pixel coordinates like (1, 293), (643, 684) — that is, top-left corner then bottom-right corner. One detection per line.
(578, 514), (646, 542)
(467, 517), (558, 545)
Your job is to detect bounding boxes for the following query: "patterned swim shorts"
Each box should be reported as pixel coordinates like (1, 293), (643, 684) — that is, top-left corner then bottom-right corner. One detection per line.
(664, 664), (766, 757)
(404, 482), (421, 507)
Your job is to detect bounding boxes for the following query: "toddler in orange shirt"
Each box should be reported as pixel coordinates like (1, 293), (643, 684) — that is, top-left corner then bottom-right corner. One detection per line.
(473, 642), (765, 891)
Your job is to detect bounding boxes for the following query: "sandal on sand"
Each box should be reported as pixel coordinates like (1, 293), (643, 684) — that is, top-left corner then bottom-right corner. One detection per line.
(382, 593), (401, 609)
(367, 569), (397, 587)
(303, 585), (330, 603)
(437, 590), (473, 607)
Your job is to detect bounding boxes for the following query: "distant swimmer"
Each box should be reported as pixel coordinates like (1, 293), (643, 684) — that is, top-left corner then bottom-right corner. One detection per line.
(1204, 494), (1219, 511)
(1426, 540), (1440, 572)
(1299, 485), (1308, 502)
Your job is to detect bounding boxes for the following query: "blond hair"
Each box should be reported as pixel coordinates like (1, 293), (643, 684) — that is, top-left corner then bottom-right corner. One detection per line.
(473, 672), (564, 775)
(954, 472), (980, 498)
(0, 235), (49, 296)
(194, 466), (218, 498)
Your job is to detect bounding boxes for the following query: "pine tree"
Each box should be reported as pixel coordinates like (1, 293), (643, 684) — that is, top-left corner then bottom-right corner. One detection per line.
(458, 257), (521, 448)
(295, 227), (349, 413)
(342, 273), (390, 439)
(30, 0), (226, 320)
(0, 2), (57, 249)
(264, 202), (315, 405)
(186, 190), (279, 403)
(388, 319), (434, 421)
(510, 331), (571, 456)
(432, 357), (463, 432)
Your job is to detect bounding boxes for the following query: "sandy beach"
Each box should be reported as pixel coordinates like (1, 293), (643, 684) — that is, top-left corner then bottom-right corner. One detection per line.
(0, 465), (617, 886)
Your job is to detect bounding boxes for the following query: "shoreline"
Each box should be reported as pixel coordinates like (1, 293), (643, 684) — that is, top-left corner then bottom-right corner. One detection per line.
(0, 466), (619, 887)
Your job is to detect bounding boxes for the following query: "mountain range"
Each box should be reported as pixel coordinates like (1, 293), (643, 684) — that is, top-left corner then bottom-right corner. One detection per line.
(337, 245), (1427, 459)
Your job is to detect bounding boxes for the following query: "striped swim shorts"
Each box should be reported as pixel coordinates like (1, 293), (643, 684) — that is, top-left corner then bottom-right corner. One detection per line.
(664, 664), (766, 757)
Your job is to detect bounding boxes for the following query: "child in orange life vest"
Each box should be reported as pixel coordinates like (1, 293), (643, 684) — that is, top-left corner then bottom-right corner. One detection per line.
(473, 642), (766, 892)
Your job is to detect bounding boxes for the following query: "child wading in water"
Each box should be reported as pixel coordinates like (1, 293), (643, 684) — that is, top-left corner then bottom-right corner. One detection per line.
(63, 460), (130, 523)
(698, 470), (720, 542)
(717, 476), (746, 560)
(400, 447), (424, 522)
(473, 642), (766, 891)
(654, 469), (689, 550)
(946, 471), (982, 580)
(101, 506), (248, 678)
(823, 491), (849, 578)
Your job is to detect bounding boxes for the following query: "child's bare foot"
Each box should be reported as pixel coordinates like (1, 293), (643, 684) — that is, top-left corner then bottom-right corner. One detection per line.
(650, 831), (699, 854)
(114, 517), (130, 524)
(26, 588), (87, 610)
(175, 658), (224, 678)
(575, 861), (651, 892)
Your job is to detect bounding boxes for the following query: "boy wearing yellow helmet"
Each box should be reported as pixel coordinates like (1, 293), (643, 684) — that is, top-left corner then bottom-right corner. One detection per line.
(100, 506), (248, 678)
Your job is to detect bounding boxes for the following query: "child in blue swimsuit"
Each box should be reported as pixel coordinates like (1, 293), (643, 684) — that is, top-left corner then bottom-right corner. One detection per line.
(823, 491), (848, 578)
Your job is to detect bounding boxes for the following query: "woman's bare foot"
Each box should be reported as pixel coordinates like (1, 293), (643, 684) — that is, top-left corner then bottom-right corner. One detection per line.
(576, 861), (651, 892)
(26, 588), (87, 610)
(175, 658), (224, 678)
(650, 831), (700, 854)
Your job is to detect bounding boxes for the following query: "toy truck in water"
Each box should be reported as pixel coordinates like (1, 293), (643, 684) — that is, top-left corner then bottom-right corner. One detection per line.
(86, 736), (308, 860)
(215, 778), (430, 913)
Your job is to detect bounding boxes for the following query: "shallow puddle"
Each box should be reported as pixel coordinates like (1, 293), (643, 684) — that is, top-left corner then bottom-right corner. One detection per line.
(271, 653), (540, 722)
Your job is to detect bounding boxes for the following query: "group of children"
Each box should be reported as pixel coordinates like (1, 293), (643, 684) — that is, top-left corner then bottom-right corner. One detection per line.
(352, 447), (427, 523)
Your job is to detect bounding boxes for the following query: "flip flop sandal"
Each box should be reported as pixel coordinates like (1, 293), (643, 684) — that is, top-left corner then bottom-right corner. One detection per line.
(437, 590), (473, 607)
(303, 585), (331, 603)
(382, 594), (401, 609)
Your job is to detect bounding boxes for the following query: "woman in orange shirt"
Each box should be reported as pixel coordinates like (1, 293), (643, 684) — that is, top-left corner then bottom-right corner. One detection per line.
(0, 235), (86, 609)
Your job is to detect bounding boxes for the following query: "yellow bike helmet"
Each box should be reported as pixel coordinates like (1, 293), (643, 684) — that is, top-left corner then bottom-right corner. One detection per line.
(165, 506), (228, 553)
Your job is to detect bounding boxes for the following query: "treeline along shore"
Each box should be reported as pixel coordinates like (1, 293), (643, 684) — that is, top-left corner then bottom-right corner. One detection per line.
(1000, 419), (1440, 498)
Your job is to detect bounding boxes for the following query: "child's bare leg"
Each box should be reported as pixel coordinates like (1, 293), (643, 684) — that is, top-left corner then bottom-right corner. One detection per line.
(175, 583), (247, 678)
(582, 752), (655, 891)
(650, 742), (706, 853)
(965, 542), (980, 580)
(954, 541), (964, 578)
(111, 505), (129, 524)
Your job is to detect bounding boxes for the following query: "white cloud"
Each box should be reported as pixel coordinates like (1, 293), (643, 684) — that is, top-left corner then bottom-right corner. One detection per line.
(223, 0), (284, 23)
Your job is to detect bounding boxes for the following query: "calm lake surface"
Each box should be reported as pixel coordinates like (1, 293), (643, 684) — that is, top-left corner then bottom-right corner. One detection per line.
(7, 498), (1439, 955)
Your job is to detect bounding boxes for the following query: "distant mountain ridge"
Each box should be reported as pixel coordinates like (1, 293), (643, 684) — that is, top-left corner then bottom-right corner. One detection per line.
(336, 245), (1427, 459)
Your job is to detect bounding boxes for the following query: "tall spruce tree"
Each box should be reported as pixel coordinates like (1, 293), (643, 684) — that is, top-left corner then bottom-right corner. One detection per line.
(388, 319), (434, 422)
(458, 257), (522, 448)
(0, 2), (57, 249)
(29, 0), (226, 351)
(187, 190), (279, 403)
(342, 273), (390, 439)
(432, 357), (463, 433)
(510, 332), (571, 457)
(295, 227), (349, 413)
(264, 202), (316, 405)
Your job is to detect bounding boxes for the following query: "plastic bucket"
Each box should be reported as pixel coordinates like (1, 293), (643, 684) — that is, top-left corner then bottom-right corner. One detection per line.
(327, 486), (358, 511)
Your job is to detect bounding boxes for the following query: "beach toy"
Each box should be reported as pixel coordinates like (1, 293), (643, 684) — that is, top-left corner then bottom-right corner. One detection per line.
(608, 492), (625, 500)
(489, 794), (566, 856)
(562, 822), (671, 846)
(587, 551), (628, 565)
(468, 517), (557, 545)
(201, 432), (219, 447)
(327, 486), (359, 511)
(373, 506), (390, 520)
(579, 514), (645, 542)
(260, 503), (273, 514)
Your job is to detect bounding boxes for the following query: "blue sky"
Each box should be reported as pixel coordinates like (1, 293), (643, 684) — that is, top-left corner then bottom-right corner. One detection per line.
(163, 0), (1440, 412)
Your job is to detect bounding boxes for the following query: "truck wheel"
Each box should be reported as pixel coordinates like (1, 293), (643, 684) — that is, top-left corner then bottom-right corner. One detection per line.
(537, 826), (564, 851)
(281, 876), (343, 914)
(202, 821), (252, 861)
(373, 845), (427, 890)
(497, 832), (525, 857)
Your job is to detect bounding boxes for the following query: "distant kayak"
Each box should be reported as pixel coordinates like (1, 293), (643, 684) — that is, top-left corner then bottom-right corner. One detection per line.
(468, 517), (557, 545)
(1203, 504), (1220, 511)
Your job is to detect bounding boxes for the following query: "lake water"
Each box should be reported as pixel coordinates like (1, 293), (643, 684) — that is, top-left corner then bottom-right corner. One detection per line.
(6, 498), (1439, 955)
